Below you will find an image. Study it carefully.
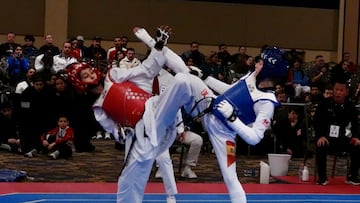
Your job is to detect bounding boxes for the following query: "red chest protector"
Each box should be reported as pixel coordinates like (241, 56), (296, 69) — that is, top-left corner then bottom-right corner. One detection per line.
(102, 81), (152, 128)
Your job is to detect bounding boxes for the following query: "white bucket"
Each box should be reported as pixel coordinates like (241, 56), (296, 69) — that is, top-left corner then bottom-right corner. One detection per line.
(267, 153), (291, 176)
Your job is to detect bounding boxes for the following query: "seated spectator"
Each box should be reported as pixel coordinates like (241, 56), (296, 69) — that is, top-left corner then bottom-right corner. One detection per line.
(38, 34), (60, 56)
(14, 67), (36, 95)
(313, 79), (360, 185)
(34, 49), (55, 81)
(217, 43), (232, 67)
(331, 60), (352, 85)
(0, 32), (21, 58)
(272, 106), (306, 158)
(0, 102), (21, 153)
(322, 84), (333, 100)
(181, 41), (205, 67)
(52, 42), (77, 73)
(6, 45), (30, 86)
(22, 35), (38, 60)
(20, 74), (57, 157)
(118, 48), (141, 69)
(286, 58), (310, 99)
(68, 38), (83, 61)
(200, 52), (228, 83)
(40, 114), (74, 159)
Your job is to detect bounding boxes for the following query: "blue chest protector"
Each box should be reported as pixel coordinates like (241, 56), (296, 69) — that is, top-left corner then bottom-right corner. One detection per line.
(211, 72), (279, 128)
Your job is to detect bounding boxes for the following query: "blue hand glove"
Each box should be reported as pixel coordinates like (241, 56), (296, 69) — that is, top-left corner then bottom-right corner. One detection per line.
(216, 100), (234, 119)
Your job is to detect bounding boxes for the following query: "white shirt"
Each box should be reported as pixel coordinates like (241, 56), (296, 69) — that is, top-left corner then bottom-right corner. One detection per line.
(52, 54), (78, 73)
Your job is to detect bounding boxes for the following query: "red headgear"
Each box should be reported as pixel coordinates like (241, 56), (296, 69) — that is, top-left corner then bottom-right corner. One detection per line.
(66, 62), (101, 93)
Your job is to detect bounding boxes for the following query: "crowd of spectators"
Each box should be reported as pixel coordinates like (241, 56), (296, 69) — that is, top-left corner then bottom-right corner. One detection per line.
(0, 31), (359, 171)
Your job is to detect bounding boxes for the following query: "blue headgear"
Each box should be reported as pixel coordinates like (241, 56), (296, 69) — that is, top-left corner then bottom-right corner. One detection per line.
(256, 46), (289, 82)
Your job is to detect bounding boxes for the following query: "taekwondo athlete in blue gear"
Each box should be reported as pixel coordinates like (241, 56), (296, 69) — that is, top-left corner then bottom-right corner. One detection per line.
(195, 46), (289, 202)
(212, 47), (288, 130)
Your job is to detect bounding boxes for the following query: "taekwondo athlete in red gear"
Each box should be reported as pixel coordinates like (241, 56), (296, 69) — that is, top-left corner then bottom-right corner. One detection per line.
(67, 26), (192, 203)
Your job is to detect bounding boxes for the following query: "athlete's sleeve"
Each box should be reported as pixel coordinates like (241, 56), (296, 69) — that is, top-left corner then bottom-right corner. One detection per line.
(204, 76), (232, 94)
(109, 48), (166, 83)
(227, 100), (274, 145)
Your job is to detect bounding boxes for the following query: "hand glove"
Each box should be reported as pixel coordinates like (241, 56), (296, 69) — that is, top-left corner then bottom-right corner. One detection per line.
(216, 100), (234, 120)
(155, 26), (170, 50)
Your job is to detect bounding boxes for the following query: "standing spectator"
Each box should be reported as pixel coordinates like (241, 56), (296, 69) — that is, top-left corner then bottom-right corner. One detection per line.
(313, 79), (360, 185)
(181, 41), (205, 67)
(0, 32), (21, 58)
(52, 42), (77, 73)
(6, 45), (30, 86)
(38, 34), (60, 56)
(40, 114), (74, 159)
(22, 35), (38, 60)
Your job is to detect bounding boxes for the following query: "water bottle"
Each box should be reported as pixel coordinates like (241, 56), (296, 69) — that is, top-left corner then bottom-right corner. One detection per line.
(301, 166), (309, 181)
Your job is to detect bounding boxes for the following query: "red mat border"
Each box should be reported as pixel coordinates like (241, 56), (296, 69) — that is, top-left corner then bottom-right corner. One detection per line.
(0, 182), (358, 194)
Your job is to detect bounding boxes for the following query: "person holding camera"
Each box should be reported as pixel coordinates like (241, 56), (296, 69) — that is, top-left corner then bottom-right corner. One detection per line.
(6, 45), (30, 86)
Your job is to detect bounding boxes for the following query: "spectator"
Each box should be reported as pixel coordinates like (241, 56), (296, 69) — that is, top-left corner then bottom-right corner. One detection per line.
(217, 43), (232, 67)
(20, 73), (57, 157)
(14, 67), (36, 96)
(38, 34), (60, 56)
(331, 60), (352, 85)
(200, 52), (228, 83)
(307, 55), (328, 91)
(40, 114), (74, 159)
(6, 45), (30, 86)
(118, 48), (141, 69)
(68, 38), (83, 61)
(0, 102), (21, 153)
(107, 36), (128, 64)
(52, 42), (77, 73)
(322, 84), (333, 100)
(181, 41), (205, 67)
(313, 79), (360, 185)
(231, 45), (247, 65)
(309, 84), (323, 105)
(272, 106), (306, 158)
(286, 58), (310, 99)
(34, 49), (55, 81)
(0, 32), (21, 58)
(22, 35), (38, 60)
(76, 35), (87, 59)
(342, 52), (357, 74)
(84, 36), (107, 61)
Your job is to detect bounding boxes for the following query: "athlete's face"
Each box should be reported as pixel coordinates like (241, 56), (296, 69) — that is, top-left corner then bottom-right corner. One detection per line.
(80, 68), (98, 84)
(254, 59), (264, 75)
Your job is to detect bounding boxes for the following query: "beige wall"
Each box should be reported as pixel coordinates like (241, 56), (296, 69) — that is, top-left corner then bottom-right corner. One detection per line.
(0, 0), (347, 63)
(67, 0), (338, 51)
